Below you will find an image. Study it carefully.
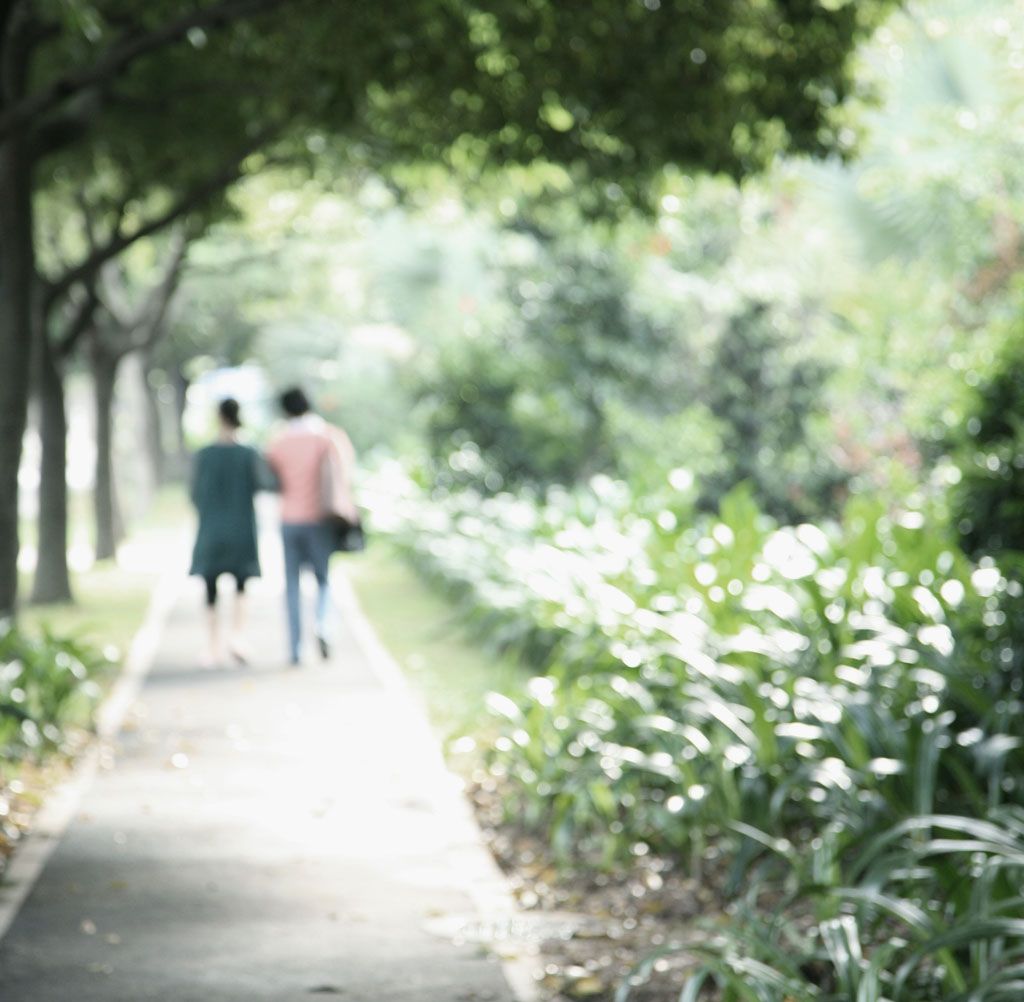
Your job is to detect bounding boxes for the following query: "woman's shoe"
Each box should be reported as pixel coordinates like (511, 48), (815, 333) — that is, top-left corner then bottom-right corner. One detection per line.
(198, 649), (224, 669)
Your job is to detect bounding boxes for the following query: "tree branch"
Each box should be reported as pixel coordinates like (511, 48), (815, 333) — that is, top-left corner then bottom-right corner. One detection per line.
(55, 282), (100, 359)
(101, 224), (189, 341)
(0, 0), (15, 37)
(92, 226), (187, 361)
(1, 0), (32, 105)
(75, 186), (104, 254)
(0, 1), (19, 98)
(0, 0), (289, 141)
(45, 130), (271, 309)
(138, 227), (189, 333)
(97, 258), (133, 329)
(132, 235), (188, 355)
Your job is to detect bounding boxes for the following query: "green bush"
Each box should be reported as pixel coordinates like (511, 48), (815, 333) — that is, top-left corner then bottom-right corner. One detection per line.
(950, 334), (1024, 693)
(951, 335), (1024, 561)
(409, 237), (847, 522)
(0, 620), (108, 762)
(414, 245), (681, 492)
(699, 300), (846, 523)
(366, 464), (1024, 999)
(370, 470), (1017, 853)
(636, 810), (1024, 1002)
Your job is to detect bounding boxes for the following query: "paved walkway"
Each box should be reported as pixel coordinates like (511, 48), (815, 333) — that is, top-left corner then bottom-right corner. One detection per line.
(0, 529), (533, 1001)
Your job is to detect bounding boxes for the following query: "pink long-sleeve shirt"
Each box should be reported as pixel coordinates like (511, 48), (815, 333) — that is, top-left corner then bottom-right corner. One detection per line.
(266, 416), (355, 525)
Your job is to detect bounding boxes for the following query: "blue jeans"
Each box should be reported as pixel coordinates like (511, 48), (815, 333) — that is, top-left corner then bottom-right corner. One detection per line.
(281, 522), (332, 662)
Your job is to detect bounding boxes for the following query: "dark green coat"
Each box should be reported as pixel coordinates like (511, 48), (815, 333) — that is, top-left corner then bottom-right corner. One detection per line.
(189, 442), (262, 580)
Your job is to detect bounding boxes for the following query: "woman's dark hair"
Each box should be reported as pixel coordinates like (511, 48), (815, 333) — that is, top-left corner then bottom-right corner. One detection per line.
(218, 397), (242, 429)
(280, 387), (310, 417)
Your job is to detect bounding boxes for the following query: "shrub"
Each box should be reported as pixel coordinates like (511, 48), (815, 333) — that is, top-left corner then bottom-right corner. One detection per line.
(950, 334), (1024, 694)
(369, 470), (1016, 854)
(0, 620), (108, 762)
(629, 810), (1024, 1002)
(367, 466), (1024, 999)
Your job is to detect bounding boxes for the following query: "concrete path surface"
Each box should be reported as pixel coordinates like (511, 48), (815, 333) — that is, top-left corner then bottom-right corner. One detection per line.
(0, 533), (533, 1002)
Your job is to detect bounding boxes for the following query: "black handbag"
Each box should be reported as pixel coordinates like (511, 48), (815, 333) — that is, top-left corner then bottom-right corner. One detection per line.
(319, 433), (365, 553)
(326, 513), (366, 553)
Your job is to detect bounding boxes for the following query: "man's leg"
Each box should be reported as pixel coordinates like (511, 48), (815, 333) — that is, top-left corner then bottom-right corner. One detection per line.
(310, 523), (333, 659)
(281, 524), (303, 664)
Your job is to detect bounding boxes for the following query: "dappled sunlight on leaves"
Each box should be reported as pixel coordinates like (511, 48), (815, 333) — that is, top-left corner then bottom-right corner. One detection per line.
(362, 459), (1024, 999)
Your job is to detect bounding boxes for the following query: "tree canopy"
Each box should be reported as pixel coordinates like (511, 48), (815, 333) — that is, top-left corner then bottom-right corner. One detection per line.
(0, 0), (897, 614)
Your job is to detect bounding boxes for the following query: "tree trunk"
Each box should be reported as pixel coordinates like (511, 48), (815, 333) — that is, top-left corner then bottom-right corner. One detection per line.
(141, 350), (167, 486)
(91, 341), (123, 562)
(0, 134), (35, 616)
(578, 391), (607, 481)
(0, 7), (36, 616)
(30, 328), (72, 603)
(115, 351), (155, 520)
(171, 364), (191, 481)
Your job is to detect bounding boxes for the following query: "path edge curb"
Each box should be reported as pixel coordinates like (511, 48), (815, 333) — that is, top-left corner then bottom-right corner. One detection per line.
(334, 567), (541, 1002)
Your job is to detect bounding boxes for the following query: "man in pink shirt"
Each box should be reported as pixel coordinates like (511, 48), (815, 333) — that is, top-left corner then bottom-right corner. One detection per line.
(266, 387), (356, 665)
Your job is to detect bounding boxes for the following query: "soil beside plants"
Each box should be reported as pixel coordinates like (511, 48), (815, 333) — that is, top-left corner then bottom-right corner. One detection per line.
(469, 781), (731, 1002)
(0, 754), (77, 876)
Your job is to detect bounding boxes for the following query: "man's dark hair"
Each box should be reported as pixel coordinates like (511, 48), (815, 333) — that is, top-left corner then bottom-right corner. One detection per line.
(280, 387), (310, 417)
(219, 397), (241, 429)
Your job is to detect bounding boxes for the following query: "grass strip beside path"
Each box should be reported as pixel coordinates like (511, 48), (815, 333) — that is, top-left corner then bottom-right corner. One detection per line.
(345, 541), (527, 757)
(18, 487), (192, 657)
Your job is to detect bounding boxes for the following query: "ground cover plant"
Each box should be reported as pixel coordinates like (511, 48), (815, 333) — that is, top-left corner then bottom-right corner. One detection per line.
(0, 620), (110, 872)
(0, 621), (105, 762)
(366, 461), (1024, 1000)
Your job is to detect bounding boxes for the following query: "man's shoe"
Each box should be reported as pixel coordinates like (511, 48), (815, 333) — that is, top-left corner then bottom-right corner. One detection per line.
(316, 634), (330, 660)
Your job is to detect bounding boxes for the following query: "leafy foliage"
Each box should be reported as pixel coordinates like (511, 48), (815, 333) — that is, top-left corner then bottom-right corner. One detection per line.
(0, 621), (108, 762)
(400, 185), (849, 521)
(645, 809), (1024, 1002)
(952, 331), (1024, 565)
(700, 299), (845, 522)
(948, 317), (1024, 713)
(358, 0), (896, 186)
(416, 241), (683, 489)
(365, 464), (1024, 999)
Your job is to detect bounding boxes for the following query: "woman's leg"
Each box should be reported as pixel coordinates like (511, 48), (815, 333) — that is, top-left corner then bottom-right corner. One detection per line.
(229, 576), (248, 663)
(201, 575), (222, 666)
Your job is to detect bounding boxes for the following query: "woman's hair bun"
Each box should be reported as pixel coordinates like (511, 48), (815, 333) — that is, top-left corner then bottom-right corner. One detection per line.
(219, 397), (241, 429)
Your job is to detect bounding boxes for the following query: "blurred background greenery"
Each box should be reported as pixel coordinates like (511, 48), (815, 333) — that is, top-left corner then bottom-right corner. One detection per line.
(10, 0), (1024, 998)
(150, 0), (1023, 536)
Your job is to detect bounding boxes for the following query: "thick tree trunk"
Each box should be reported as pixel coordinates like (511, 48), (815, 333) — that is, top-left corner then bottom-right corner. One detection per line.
(30, 329), (72, 603)
(0, 6), (35, 616)
(91, 342), (123, 562)
(0, 135), (34, 616)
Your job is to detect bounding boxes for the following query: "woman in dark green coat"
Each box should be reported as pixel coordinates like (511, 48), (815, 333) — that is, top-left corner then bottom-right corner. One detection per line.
(189, 397), (264, 666)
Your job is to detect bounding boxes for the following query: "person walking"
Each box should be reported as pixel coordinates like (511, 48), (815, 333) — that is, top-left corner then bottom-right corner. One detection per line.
(266, 387), (358, 666)
(188, 397), (266, 667)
